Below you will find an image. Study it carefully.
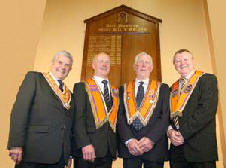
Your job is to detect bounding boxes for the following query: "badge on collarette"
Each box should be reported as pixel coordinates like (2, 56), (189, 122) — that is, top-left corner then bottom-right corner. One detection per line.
(172, 89), (178, 97)
(184, 84), (192, 93)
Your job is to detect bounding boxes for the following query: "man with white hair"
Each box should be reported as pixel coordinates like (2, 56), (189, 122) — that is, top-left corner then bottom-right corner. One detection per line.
(8, 50), (74, 168)
(117, 52), (169, 168)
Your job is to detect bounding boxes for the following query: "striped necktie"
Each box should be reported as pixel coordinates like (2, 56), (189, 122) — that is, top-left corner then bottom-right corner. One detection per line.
(174, 78), (187, 130)
(180, 77), (187, 93)
(102, 80), (112, 112)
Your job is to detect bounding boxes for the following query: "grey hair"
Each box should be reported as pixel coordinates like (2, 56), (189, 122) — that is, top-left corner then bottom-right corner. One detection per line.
(134, 52), (153, 66)
(52, 50), (73, 64)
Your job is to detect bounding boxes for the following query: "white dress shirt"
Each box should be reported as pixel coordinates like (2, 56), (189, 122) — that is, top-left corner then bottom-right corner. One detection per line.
(49, 72), (62, 88)
(93, 76), (110, 95)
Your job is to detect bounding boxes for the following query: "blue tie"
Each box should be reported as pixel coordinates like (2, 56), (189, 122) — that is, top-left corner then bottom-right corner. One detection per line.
(132, 81), (144, 130)
(136, 81), (144, 107)
(58, 80), (63, 92)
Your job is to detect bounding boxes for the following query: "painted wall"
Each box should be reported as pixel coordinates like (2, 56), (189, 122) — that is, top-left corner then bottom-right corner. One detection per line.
(205, 0), (226, 167)
(1, 0), (225, 167)
(0, 0), (46, 167)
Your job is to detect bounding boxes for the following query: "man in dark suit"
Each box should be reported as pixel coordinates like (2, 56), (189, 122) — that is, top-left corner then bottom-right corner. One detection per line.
(168, 49), (218, 168)
(72, 52), (119, 168)
(7, 50), (74, 168)
(117, 52), (169, 168)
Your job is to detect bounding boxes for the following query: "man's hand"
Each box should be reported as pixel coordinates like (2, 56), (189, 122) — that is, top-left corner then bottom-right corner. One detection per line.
(65, 158), (72, 168)
(82, 144), (96, 162)
(127, 139), (144, 156)
(168, 129), (184, 146)
(9, 147), (22, 164)
(138, 137), (154, 153)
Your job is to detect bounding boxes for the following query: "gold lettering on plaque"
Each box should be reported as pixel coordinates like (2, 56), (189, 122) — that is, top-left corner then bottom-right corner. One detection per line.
(87, 35), (121, 65)
(98, 24), (148, 33)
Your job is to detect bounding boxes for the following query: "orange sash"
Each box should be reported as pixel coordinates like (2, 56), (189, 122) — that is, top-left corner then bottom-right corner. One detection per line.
(85, 79), (119, 132)
(42, 72), (71, 110)
(170, 70), (204, 118)
(124, 80), (161, 126)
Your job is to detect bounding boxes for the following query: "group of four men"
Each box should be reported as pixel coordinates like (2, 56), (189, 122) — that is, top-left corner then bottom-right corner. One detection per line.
(8, 49), (218, 168)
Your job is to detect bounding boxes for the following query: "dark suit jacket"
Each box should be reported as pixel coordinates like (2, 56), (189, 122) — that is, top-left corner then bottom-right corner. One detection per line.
(117, 83), (170, 161)
(170, 73), (218, 162)
(72, 82), (117, 158)
(7, 71), (74, 164)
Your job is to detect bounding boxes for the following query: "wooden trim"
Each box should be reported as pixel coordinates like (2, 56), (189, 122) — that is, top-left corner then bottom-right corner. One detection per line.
(84, 5), (162, 24)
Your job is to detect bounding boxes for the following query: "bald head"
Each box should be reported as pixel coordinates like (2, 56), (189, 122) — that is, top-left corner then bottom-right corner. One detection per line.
(92, 52), (110, 79)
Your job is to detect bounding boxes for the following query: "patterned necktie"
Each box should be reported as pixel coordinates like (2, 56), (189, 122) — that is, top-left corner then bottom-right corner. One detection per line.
(180, 77), (186, 92)
(174, 78), (187, 130)
(132, 81), (144, 130)
(102, 80), (112, 112)
(58, 80), (63, 92)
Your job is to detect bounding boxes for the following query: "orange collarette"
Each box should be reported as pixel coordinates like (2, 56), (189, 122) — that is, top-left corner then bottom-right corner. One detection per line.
(42, 72), (71, 110)
(124, 80), (161, 126)
(85, 79), (119, 132)
(170, 70), (204, 118)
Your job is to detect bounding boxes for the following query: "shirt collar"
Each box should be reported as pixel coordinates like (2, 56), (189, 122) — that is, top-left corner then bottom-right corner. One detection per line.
(49, 72), (60, 86)
(93, 76), (109, 83)
(135, 78), (149, 86)
(183, 70), (195, 80)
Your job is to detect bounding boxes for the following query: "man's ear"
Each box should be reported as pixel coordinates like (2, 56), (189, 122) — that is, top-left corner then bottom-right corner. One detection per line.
(133, 63), (137, 72)
(92, 61), (96, 70)
(150, 65), (153, 73)
(69, 66), (72, 72)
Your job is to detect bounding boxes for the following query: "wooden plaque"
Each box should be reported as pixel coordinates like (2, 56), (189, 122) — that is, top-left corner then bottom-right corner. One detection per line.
(81, 5), (162, 87)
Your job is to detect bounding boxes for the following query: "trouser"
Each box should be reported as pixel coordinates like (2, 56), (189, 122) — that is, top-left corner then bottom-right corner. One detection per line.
(123, 158), (164, 168)
(170, 160), (216, 168)
(74, 157), (113, 168)
(169, 145), (216, 168)
(15, 153), (66, 168)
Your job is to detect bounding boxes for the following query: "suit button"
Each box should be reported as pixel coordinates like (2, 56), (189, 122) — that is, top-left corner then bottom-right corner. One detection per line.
(62, 125), (66, 129)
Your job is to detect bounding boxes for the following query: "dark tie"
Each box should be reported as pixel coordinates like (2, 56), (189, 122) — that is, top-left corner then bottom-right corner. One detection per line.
(136, 81), (144, 107)
(180, 77), (186, 91)
(58, 80), (63, 92)
(102, 80), (112, 112)
(173, 78), (186, 130)
(132, 81), (144, 130)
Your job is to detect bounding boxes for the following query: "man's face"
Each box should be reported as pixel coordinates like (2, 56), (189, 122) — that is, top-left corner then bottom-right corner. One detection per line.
(174, 52), (194, 77)
(92, 53), (110, 79)
(134, 54), (153, 80)
(50, 55), (72, 80)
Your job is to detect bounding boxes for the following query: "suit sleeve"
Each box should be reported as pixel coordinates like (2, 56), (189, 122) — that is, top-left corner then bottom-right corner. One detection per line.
(7, 71), (36, 149)
(117, 86), (135, 143)
(73, 83), (91, 149)
(70, 92), (76, 155)
(145, 83), (170, 143)
(179, 74), (218, 140)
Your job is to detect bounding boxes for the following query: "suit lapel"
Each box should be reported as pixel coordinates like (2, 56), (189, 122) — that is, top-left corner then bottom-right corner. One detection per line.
(40, 74), (65, 107)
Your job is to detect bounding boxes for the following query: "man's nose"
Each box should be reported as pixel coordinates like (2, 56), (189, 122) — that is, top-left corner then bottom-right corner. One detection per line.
(181, 60), (186, 65)
(142, 63), (146, 67)
(61, 64), (66, 69)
